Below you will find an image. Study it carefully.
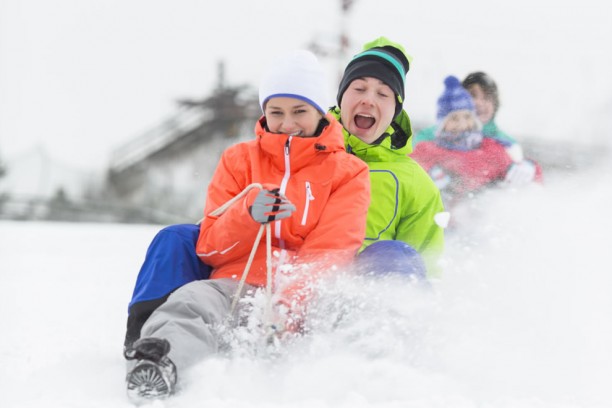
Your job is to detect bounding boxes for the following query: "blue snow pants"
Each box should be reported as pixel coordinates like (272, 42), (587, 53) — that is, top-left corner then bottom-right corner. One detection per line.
(125, 224), (211, 348)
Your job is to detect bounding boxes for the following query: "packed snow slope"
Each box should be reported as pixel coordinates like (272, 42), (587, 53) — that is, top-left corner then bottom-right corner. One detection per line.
(1, 164), (611, 408)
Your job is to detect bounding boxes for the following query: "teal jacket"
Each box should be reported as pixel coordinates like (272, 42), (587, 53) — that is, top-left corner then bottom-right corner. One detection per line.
(331, 107), (445, 277)
(413, 119), (517, 147)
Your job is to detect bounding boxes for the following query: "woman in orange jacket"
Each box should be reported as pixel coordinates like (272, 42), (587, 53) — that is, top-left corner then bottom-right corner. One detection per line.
(124, 50), (370, 402)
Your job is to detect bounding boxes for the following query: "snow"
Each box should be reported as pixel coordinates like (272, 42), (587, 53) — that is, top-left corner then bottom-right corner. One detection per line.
(2, 163), (612, 408)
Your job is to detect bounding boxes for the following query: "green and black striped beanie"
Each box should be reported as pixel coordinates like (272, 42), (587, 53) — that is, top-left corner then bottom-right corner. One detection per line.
(337, 37), (412, 118)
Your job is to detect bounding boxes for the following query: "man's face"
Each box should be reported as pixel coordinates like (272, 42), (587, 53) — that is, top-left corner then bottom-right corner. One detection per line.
(340, 77), (396, 144)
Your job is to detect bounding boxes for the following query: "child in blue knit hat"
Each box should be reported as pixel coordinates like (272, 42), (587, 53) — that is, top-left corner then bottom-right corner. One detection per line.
(411, 75), (542, 212)
(434, 76), (483, 151)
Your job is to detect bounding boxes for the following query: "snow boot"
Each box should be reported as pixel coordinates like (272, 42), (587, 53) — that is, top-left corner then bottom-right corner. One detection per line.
(125, 337), (177, 403)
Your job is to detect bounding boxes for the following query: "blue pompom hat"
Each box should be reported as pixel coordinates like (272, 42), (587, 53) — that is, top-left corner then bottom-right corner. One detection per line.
(436, 75), (476, 121)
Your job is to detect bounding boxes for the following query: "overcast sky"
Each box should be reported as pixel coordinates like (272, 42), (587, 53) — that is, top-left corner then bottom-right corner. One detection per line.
(1, 0), (611, 171)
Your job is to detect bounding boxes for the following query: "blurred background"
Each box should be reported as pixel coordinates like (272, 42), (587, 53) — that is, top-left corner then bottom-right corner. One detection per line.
(1, 0), (610, 224)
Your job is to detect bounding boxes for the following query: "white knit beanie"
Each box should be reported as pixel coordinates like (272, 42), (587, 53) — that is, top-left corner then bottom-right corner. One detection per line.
(258, 50), (330, 115)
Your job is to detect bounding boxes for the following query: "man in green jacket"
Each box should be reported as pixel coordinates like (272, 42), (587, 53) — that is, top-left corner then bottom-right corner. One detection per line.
(332, 37), (445, 278)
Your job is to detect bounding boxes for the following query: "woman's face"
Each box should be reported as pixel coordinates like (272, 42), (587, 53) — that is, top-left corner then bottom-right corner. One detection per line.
(264, 97), (323, 137)
(466, 84), (495, 124)
(339, 77), (396, 144)
(442, 110), (478, 134)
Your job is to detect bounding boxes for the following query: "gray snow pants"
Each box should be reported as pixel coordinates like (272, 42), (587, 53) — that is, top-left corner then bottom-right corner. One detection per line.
(139, 278), (253, 375)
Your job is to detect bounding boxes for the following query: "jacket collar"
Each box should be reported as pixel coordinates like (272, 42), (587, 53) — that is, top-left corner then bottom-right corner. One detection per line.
(254, 113), (346, 171)
(329, 107), (414, 162)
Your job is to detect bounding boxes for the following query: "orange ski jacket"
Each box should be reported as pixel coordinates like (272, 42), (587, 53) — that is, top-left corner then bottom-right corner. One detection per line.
(196, 114), (370, 294)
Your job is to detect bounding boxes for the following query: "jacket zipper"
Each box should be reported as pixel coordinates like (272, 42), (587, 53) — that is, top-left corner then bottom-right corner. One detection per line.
(279, 137), (291, 195)
(276, 136), (292, 253)
(301, 181), (315, 225)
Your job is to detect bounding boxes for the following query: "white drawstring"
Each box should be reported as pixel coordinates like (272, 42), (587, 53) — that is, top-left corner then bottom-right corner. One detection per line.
(203, 183), (274, 319)
(207, 183), (263, 218)
(263, 222), (273, 327)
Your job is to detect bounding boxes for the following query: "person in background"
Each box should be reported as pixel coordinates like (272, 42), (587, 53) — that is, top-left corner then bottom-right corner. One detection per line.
(330, 36), (446, 279)
(124, 50), (370, 402)
(414, 71), (524, 162)
(462, 71), (524, 161)
(410, 75), (542, 211)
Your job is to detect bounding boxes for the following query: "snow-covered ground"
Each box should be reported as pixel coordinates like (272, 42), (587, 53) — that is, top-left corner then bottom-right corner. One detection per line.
(1, 163), (611, 408)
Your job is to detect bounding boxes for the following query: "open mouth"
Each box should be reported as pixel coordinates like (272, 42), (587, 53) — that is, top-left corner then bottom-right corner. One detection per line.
(354, 114), (376, 130)
(288, 131), (303, 136)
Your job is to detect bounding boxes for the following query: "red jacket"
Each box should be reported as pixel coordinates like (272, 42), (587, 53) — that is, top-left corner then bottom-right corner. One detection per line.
(196, 114), (370, 291)
(411, 137), (543, 196)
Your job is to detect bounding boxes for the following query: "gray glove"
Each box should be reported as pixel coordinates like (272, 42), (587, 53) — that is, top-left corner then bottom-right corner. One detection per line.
(249, 188), (296, 224)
